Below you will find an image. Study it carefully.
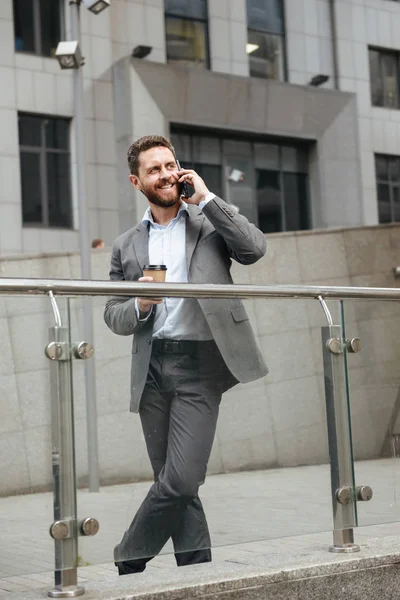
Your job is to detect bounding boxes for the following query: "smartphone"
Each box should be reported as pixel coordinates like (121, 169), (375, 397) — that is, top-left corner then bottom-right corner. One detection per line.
(176, 159), (189, 198)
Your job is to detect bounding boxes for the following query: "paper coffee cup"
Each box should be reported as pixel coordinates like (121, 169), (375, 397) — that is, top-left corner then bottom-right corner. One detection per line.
(143, 264), (167, 282)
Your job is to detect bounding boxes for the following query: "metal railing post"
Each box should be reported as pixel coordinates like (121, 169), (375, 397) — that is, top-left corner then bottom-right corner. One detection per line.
(46, 293), (98, 598)
(47, 320), (83, 597)
(318, 297), (371, 552)
(321, 321), (359, 552)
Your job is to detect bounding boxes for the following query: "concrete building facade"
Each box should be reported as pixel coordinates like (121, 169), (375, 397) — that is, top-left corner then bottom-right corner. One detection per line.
(0, 0), (398, 255)
(1, 223), (400, 495)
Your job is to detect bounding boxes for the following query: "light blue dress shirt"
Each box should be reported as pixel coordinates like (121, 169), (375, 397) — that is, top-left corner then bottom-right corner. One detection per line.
(135, 198), (214, 340)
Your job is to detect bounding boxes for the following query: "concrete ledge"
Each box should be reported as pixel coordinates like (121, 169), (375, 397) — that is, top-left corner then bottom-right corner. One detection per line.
(6, 531), (400, 600)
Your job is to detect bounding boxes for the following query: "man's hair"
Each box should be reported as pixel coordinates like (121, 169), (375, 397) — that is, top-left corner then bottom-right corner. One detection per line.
(127, 135), (176, 175)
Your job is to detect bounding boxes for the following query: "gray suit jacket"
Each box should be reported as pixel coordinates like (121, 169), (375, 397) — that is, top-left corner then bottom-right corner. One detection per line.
(104, 197), (268, 413)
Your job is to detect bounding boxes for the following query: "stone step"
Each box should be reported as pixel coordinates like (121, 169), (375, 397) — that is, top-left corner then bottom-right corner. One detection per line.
(4, 531), (400, 600)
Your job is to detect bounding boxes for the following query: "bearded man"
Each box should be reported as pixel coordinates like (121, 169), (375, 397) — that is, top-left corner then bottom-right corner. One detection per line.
(104, 135), (268, 575)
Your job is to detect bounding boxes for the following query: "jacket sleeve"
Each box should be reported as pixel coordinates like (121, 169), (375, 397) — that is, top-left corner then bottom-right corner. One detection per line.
(201, 197), (266, 265)
(103, 242), (146, 336)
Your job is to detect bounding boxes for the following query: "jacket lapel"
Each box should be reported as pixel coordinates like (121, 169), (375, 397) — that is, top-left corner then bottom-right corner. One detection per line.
(132, 222), (149, 274)
(185, 206), (204, 271)
(131, 206), (203, 275)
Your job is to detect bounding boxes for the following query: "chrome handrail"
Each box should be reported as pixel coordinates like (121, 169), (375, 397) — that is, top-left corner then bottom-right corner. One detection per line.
(0, 278), (400, 300)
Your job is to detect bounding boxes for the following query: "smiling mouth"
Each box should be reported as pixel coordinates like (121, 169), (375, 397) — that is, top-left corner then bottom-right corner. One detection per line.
(159, 183), (174, 189)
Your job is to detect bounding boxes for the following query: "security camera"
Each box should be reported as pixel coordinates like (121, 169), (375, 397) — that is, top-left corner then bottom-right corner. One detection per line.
(228, 169), (245, 183)
(55, 41), (82, 69)
(82, 0), (110, 14)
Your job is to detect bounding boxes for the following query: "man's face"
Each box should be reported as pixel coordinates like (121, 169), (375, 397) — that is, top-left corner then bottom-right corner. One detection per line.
(129, 146), (180, 208)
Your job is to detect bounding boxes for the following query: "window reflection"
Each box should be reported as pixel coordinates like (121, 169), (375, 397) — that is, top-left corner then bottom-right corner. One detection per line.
(196, 164), (223, 199)
(246, 0), (286, 81)
(13, 0), (35, 53)
(369, 48), (400, 109)
(377, 184), (391, 223)
(13, 0), (63, 57)
(20, 152), (42, 224)
(247, 0), (284, 33)
(165, 0), (209, 68)
(257, 170), (282, 233)
(165, 0), (207, 21)
(248, 31), (284, 80)
(393, 187), (400, 223)
(376, 154), (400, 224)
(283, 172), (309, 231)
(382, 53), (398, 108)
(47, 153), (72, 228)
(40, 0), (62, 57)
(166, 17), (208, 68)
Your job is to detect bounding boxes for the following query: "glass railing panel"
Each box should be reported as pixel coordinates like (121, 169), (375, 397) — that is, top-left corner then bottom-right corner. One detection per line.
(72, 295), (341, 570)
(0, 295), (75, 583)
(342, 298), (400, 527)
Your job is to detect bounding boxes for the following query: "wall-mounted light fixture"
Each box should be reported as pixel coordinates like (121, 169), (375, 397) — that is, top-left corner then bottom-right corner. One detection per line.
(132, 45), (153, 59)
(55, 40), (82, 69)
(309, 74), (330, 87)
(82, 0), (110, 14)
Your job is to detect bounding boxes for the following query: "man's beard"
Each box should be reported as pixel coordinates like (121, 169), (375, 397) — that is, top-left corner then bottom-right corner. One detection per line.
(143, 183), (180, 208)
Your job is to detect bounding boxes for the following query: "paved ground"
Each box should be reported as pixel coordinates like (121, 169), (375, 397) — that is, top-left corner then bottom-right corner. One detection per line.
(1, 459), (400, 596)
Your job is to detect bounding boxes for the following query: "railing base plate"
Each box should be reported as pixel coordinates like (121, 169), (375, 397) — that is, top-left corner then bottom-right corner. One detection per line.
(48, 586), (85, 598)
(329, 544), (360, 553)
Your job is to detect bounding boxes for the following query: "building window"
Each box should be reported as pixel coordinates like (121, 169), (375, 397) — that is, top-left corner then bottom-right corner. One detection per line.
(18, 114), (73, 228)
(246, 0), (286, 80)
(376, 154), (400, 223)
(171, 129), (309, 233)
(369, 47), (400, 108)
(255, 144), (309, 233)
(165, 0), (209, 69)
(171, 133), (223, 198)
(13, 0), (63, 57)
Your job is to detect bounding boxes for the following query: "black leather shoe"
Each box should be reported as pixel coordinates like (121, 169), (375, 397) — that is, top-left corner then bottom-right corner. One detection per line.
(115, 559), (147, 575)
(175, 548), (212, 567)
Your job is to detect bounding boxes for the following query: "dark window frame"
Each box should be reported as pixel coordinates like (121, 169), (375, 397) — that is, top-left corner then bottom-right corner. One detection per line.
(170, 127), (310, 234)
(247, 0), (287, 81)
(172, 132), (223, 197)
(13, 0), (64, 58)
(369, 46), (400, 109)
(165, 2), (210, 69)
(255, 144), (310, 233)
(375, 153), (400, 223)
(18, 113), (73, 229)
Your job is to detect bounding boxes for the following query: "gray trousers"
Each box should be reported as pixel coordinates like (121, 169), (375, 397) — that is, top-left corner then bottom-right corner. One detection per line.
(114, 341), (236, 566)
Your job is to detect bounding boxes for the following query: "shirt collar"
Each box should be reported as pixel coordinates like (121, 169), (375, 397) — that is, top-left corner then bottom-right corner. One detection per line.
(141, 201), (189, 226)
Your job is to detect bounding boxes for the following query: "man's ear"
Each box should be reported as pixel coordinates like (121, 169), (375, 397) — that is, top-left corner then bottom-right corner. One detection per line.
(129, 174), (142, 191)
